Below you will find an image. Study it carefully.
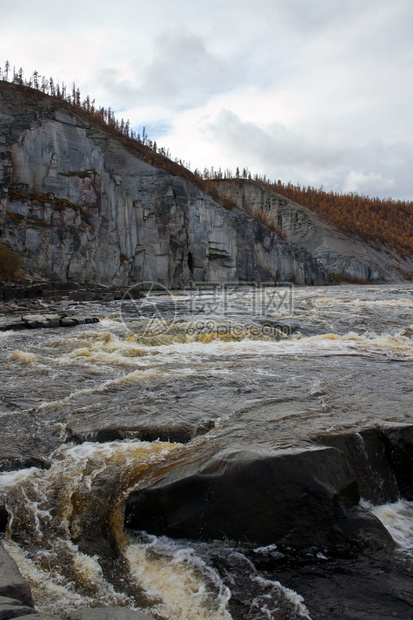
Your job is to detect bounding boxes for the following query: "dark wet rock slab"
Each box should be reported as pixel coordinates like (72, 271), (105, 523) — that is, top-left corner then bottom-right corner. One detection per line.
(0, 595), (37, 619)
(271, 552), (413, 619)
(67, 419), (216, 446)
(315, 427), (401, 505)
(125, 440), (395, 551)
(0, 507), (8, 533)
(125, 423), (413, 553)
(0, 315), (99, 331)
(382, 425), (413, 501)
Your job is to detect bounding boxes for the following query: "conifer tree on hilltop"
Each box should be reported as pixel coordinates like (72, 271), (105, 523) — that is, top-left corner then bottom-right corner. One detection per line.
(1, 60), (412, 259)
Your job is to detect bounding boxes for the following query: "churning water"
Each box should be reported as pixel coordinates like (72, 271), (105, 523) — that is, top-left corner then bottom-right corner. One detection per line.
(0, 283), (412, 618)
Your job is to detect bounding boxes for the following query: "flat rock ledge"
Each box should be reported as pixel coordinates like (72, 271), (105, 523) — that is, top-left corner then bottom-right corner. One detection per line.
(0, 314), (99, 331)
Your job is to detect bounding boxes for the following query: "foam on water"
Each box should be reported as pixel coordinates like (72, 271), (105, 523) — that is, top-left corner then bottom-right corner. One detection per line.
(125, 530), (316, 620)
(250, 575), (312, 620)
(369, 500), (413, 554)
(125, 534), (232, 620)
(0, 467), (39, 490)
(0, 439), (180, 616)
(3, 539), (96, 614)
(11, 350), (41, 365)
(138, 330), (413, 361)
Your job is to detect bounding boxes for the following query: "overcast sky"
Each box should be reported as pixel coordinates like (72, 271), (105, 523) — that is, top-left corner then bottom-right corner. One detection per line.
(1, 0), (412, 199)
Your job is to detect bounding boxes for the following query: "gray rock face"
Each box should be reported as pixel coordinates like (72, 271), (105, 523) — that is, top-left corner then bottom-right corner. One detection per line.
(214, 179), (412, 282)
(0, 595), (37, 619)
(0, 83), (332, 287)
(0, 545), (34, 608)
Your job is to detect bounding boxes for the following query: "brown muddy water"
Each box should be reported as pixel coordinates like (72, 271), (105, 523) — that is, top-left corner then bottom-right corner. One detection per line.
(0, 283), (412, 619)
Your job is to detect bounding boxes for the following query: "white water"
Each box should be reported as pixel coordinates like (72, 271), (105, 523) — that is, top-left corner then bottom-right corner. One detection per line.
(0, 283), (412, 618)
(371, 500), (413, 555)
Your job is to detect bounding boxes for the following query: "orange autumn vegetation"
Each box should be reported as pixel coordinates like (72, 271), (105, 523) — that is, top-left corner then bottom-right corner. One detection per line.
(203, 165), (413, 259)
(271, 180), (413, 259)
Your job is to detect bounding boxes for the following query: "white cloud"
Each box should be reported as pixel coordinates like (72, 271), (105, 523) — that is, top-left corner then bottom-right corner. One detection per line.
(1, 0), (412, 199)
(343, 171), (386, 194)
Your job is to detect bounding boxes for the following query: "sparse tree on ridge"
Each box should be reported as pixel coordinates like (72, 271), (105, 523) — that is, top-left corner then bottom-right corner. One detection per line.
(2, 59), (411, 260)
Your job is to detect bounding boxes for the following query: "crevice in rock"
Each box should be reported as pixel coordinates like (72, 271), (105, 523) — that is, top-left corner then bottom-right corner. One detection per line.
(66, 419), (215, 447)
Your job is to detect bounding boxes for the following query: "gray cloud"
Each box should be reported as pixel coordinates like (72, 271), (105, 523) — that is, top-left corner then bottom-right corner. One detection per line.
(1, 0), (412, 199)
(93, 31), (244, 112)
(137, 32), (244, 108)
(207, 110), (413, 199)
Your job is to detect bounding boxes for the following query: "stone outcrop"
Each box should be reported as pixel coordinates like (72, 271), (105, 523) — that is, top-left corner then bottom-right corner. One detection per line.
(267, 552), (413, 620)
(125, 443), (394, 551)
(0, 545), (34, 608)
(213, 179), (412, 282)
(0, 313), (99, 331)
(125, 424), (413, 552)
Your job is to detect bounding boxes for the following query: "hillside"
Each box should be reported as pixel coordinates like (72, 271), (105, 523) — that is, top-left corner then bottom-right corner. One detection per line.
(0, 78), (411, 287)
(0, 80), (330, 287)
(212, 179), (413, 283)
(259, 179), (413, 259)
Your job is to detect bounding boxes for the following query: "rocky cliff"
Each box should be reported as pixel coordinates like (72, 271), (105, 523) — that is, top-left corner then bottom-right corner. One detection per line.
(0, 82), (408, 288)
(213, 179), (412, 283)
(0, 82), (331, 288)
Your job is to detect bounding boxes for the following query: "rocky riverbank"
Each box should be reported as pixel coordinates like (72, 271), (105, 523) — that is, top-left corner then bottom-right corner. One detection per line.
(0, 314), (99, 331)
(0, 282), (130, 314)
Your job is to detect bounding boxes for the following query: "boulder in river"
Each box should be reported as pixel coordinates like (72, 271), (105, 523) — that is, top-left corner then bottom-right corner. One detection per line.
(125, 443), (395, 551)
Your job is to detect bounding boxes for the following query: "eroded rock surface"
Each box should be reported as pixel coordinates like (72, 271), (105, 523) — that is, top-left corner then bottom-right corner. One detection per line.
(0, 545), (34, 608)
(124, 414), (413, 554)
(125, 441), (395, 551)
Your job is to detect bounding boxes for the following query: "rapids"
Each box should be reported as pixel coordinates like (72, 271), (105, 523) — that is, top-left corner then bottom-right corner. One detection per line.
(0, 283), (412, 618)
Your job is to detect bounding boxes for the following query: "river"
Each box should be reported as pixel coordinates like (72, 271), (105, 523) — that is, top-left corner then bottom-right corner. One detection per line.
(0, 283), (412, 619)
